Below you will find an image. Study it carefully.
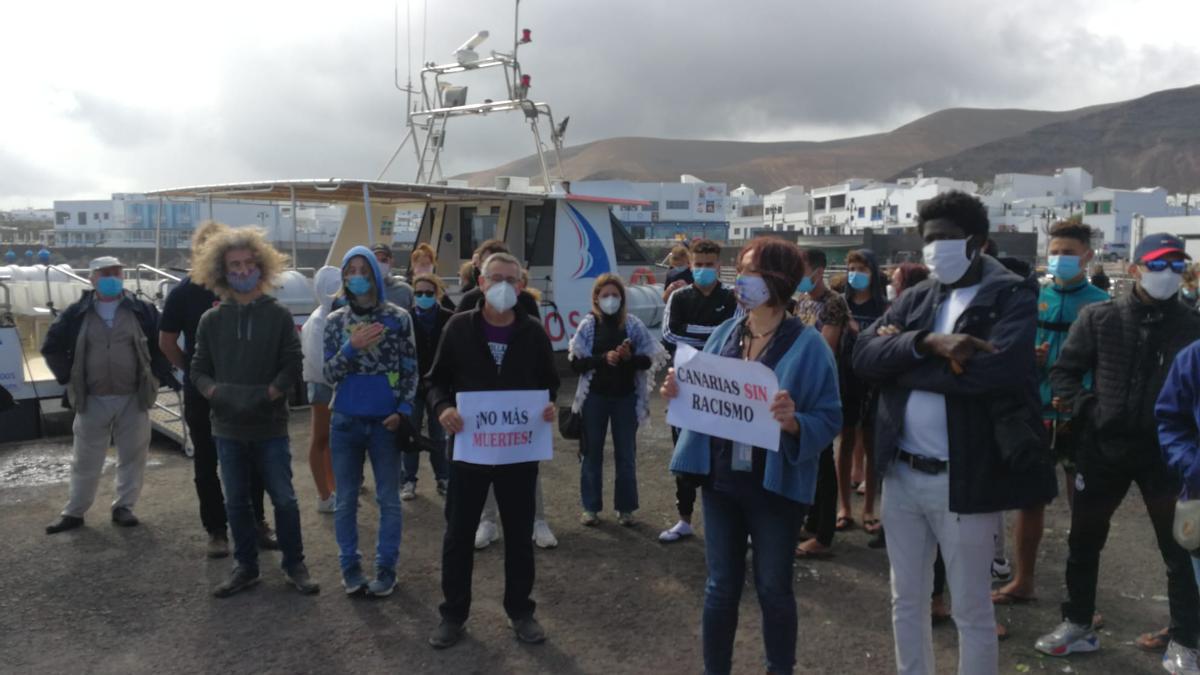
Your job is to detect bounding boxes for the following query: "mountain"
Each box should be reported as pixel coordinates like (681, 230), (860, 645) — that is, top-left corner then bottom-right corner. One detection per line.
(456, 102), (1114, 192)
(891, 85), (1200, 191)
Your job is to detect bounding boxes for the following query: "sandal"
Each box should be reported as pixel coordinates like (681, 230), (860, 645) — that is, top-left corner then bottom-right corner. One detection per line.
(991, 591), (1038, 605)
(862, 518), (882, 535)
(1136, 627), (1170, 653)
(835, 516), (855, 531)
(794, 541), (833, 559)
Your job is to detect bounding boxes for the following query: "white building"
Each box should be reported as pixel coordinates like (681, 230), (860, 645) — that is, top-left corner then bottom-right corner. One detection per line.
(1081, 186), (1170, 255)
(762, 186), (809, 232)
(1140, 215), (1200, 260)
(728, 184), (762, 216)
(577, 176), (729, 240)
(983, 168), (1095, 250)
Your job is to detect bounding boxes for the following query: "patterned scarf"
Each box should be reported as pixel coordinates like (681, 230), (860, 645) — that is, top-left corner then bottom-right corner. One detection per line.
(568, 311), (670, 424)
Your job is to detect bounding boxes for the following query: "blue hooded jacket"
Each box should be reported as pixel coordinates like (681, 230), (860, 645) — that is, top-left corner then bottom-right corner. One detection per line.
(1157, 339), (1200, 497)
(322, 246), (418, 418)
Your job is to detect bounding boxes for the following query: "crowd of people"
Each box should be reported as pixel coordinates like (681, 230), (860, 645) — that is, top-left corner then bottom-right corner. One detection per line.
(33, 189), (1200, 674)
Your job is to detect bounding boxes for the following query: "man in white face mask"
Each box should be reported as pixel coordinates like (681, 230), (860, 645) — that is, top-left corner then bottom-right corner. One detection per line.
(1037, 232), (1200, 669)
(854, 191), (1051, 675)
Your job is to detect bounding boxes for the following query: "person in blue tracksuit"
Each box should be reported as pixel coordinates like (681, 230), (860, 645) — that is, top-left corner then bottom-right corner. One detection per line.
(1157, 339), (1200, 581)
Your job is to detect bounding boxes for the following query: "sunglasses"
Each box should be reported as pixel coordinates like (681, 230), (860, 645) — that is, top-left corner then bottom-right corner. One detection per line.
(414, 290), (436, 298)
(1144, 259), (1187, 273)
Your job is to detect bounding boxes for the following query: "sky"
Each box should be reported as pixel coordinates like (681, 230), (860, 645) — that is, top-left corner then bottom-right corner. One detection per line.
(2, 0), (1199, 209)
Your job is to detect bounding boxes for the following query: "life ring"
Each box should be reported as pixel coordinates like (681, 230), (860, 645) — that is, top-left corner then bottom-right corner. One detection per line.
(629, 267), (656, 286)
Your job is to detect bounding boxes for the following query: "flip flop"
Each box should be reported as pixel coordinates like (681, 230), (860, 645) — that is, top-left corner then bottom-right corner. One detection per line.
(1136, 627), (1170, 653)
(794, 544), (834, 560)
(835, 516), (855, 531)
(991, 591), (1038, 606)
(862, 518), (882, 535)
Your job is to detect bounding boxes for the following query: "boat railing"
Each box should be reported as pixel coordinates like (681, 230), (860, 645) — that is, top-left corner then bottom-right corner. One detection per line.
(133, 264), (182, 303)
(43, 266), (92, 316)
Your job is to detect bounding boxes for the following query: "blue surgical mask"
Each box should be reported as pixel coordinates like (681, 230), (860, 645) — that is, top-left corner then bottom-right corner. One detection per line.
(95, 276), (123, 298)
(346, 274), (372, 295)
(692, 267), (717, 287)
(848, 270), (871, 291)
(227, 269), (261, 294)
(415, 295), (437, 310)
(1048, 255), (1082, 282)
(796, 276), (815, 294)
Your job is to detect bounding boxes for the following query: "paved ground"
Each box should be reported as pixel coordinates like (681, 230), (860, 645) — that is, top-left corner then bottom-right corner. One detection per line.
(0, 383), (1179, 674)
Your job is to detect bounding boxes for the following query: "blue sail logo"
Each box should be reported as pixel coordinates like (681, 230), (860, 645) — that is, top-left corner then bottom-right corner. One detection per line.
(567, 203), (611, 280)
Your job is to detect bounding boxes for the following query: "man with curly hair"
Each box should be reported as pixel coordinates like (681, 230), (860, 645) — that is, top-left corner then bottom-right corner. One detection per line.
(190, 228), (319, 598)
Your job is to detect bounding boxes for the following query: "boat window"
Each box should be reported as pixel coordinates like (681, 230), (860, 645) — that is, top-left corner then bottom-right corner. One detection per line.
(459, 206), (498, 259)
(609, 212), (652, 264)
(527, 201), (556, 266)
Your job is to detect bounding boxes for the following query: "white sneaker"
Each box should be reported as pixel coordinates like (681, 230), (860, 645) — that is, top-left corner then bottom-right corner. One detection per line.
(991, 557), (1013, 583)
(475, 520), (500, 550)
(316, 492), (337, 514)
(1035, 620), (1100, 656)
(400, 482), (417, 501)
(533, 519), (558, 549)
(1164, 640), (1200, 674)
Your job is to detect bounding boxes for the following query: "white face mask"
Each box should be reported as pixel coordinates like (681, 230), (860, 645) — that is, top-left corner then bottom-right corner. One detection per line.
(485, 281), (518, 312)
(1140, 269), (1183, 300)
(735, 275), (771, 310)
(598, 296), (621, 315)
(923, 238), (973, 285)
(886, 284), (898, 302)
(378, 262), (392, 277)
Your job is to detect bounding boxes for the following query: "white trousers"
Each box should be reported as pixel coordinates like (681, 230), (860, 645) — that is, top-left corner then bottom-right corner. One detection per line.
(482, 472), (546, 523)
(883, 462), (998, 675)
(63, 395), (151, 518)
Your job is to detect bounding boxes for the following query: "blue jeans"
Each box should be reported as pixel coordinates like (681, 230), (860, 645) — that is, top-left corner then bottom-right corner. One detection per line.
(401, 394), (448, 485)
(215, 436), (305, 574)
(580, 392), (639, 513)
(701, 485), (805, 675)
(330, 412), (402, 573)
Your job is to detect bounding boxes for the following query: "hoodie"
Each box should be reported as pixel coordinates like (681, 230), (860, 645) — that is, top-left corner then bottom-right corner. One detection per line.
(323, 246), (418, 418)
(191, 294), (302, 441)
(300, 265), (344, 385)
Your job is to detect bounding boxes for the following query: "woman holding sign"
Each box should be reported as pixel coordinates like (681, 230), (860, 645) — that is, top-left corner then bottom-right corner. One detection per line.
(568, 274), (668, 527)
(662, 238), (842, 675)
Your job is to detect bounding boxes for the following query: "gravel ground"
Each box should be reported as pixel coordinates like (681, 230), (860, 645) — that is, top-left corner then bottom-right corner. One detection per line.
(0, 382), (1177, 674)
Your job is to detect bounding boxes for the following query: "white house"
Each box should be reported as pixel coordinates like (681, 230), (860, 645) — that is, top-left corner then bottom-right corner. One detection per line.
(577, 176), (729, 240)
(762, 186), (809, 232)
(728, 184), (762, 217)
(1082, 186), (1170, 255)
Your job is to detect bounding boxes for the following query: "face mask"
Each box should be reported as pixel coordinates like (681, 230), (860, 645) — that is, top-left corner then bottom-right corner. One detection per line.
(95, 276), (123, 298)
(346, 274), (372, 295)
(735, 275), (771, 310)
(413, 264), (434, 276)
(598, 296), (622, 315)
(923, 238), (973, 285)
(227, 269), (261, 294)
(692, 267), (717, 287)
(886, 284), (898, 302)
(848, 270), (871, 291)
(378, 262), (392, 277)
(415, 295), (437, 310)
(1140, 269), (1183, 301)
(673, 265), (689, 274)
(485, 281), (518, 312)
(796, 276), (815, 294)
(1048, 255), (1082, 282)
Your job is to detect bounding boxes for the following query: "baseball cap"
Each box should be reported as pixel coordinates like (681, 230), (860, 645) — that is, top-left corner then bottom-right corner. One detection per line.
(88, 256), (124, 271)
(1134, 232), (1190, 263)
(371, 244), (393, 256)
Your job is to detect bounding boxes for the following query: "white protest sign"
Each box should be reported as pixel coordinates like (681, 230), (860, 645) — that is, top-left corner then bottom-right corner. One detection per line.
(0, 326), (31, 400)
(452, 389), (553, 465)
(666, 343), (781, 452)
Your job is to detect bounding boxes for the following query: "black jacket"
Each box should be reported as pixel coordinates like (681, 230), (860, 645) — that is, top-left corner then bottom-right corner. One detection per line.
(853, 256), (1055, 514)
(1050, 291), (1200, 466)
(425, 306), (560, 421)
(413, 305), (454, 384)
(41, 290), (178, 393)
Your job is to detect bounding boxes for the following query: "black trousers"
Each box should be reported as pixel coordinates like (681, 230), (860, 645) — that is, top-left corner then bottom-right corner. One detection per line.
(184, 386), (265, 534)
(440, 460), (538, 625)
(1062, 455), (1199, 648)
(802, 446), (837, 546)
(671, 426), (698, 518)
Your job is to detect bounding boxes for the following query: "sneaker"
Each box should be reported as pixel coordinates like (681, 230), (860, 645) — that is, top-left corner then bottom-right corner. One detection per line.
(284, 563), (320, 595)
(342, 564), (369, 595)
(533, 519), (558, 549)
(316, 492), (337, 514)
(658, 520), (694, 543)
(257, 521), (280, 551)
(475, 520), (500, 550)
(400, 482), (417, 501)
(436, 479), (449, 496)
(991, 557), (1013, 583)
(429, 620), (464, 649)
(368, 568), (397, 597)
(207, 532), (230, 559)
(111, 507), (139, 527)
(45, 515), (84, 535)
(1163, 640), (1200, 674)
(617, 512), (636, 527)
(1035, 620), (1100, 656)
(510, 615), (547, 644)
(580, 511), (599, 527)
(212, 565), (261, 598)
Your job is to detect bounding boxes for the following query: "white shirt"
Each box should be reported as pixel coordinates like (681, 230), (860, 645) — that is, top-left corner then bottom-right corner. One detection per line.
(897, 283), (980, 461)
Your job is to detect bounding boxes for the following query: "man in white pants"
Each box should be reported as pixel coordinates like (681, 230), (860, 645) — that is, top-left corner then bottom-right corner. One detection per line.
(852, 192), (1054, 674)
(42, 256), (178, 534)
